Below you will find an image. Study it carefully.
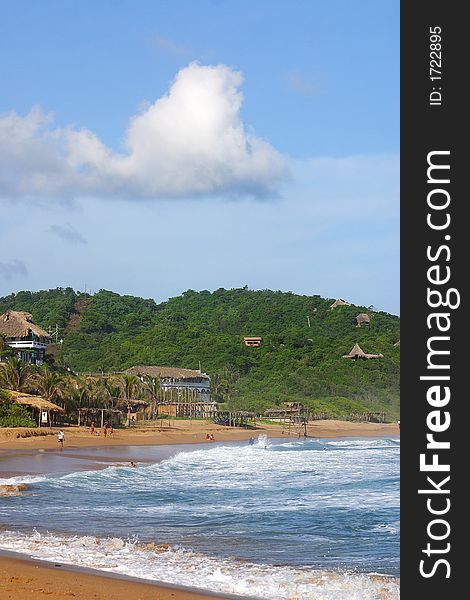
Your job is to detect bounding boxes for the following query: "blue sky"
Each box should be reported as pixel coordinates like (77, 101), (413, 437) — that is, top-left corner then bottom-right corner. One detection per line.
(0, 0), (400, 314)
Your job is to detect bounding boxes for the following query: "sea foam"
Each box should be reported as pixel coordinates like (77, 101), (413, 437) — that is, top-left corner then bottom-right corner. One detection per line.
(0, 529), (399, 600)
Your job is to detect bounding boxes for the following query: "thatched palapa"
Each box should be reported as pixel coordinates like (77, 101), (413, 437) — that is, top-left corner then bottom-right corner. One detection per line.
(342, 343), (383, 360)
(330, 299), (350, 310)
(0, 311), (51, 340)
(8, 390), (65, 413)
(355, 313), (371, 327)
(123, 365), (210, 380)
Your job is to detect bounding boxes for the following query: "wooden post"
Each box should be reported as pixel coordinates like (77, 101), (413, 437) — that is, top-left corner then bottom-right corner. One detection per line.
(101, 409), (104, 428)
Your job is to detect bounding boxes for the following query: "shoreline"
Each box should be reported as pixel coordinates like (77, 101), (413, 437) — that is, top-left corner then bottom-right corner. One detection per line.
(0, 551), (247, 600)
(0, 419), (399, 451)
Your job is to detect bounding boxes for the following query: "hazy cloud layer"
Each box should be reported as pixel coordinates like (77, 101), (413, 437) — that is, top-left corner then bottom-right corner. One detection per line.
(285, 71), (315, 96)
(0, 259), (28, 280)
(0, 63), (288, 201)
(48, 223), (87, 244)
(0, 153), (399, 314)
(152, 35), (191, 57)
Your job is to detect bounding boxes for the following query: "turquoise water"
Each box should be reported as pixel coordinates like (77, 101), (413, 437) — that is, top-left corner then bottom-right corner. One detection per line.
(0, 436), (399, 599)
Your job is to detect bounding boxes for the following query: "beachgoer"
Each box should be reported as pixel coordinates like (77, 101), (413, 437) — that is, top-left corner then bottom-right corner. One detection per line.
(248, 437), (255, 445)
(209, 434), (214, 441)
(397, 420), (400, 429)
(103, 423), (108, 437)
(130, 461), (136, 468)
(205, 433), (211, 440)
(90, 421), (95, 434)
(58, 430), (65, 449)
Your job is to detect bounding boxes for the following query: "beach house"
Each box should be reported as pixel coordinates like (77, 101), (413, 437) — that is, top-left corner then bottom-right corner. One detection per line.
(124, 365), (211, 400)
(0, 310), (51, 366)
(123, 365), (214, 419)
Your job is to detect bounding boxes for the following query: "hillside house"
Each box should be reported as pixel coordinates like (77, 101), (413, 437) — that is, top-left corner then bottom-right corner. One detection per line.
(0, 311), (51, 365)
(355, 313), (371, 327)
(330, 299), (351, 310)
(342, 343), (384, 360)
(244, 336), (262, 347)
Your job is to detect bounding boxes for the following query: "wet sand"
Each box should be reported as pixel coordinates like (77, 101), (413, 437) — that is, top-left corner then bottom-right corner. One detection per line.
(0, 553), (241, 600)
(0, 439), (262, 480)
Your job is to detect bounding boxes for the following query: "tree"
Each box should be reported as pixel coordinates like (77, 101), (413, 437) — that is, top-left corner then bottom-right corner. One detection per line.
(0, 336), (14, 362)
(33, 366), (64, 404)
(142, 375), (161, 419)
(99, 377), (122, 409)
(118, 374), (144, 425)
(0, 391), (36, 427)
(0, 357), (34, 391)
(213, 365), (240, 404)
(119, 374), (141, 402)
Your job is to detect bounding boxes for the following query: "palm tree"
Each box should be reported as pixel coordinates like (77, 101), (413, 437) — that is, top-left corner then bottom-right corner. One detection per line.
(119, 374), (143, 425)
(99, 377), (122, 409)
(33, 366), (65, 404)
(0, 357), (34, 391)
(211, 372), (225, 403)
(119, 374), (141, 402)
(220, 365), (240, 404)
(0, 336), (14, 362)
(142, 375), (161, 419)
(63, 376), (97, 420)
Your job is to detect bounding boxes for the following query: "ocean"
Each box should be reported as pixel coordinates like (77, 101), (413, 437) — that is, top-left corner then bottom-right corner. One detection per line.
(0, 435), (400, 599)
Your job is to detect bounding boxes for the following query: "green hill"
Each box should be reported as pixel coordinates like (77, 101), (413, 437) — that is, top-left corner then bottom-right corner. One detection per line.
(0, 287), (400, 419)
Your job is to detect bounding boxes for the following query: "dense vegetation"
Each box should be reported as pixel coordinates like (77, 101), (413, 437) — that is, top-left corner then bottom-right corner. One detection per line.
(0, 287), (400, 419)
(0, 389), (36, 427)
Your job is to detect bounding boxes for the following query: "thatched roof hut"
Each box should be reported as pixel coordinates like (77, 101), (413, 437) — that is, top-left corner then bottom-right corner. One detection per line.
(330, 299), (350, 310)
(0, 311), (51, 340)
(8, 390), (65, 413)
(342, 343), (384, 360)
(123, 365), (210, 381)
(355, 313), (371, 327)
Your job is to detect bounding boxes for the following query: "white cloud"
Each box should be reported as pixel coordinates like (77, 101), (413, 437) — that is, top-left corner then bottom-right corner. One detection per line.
(0, 63), (289, 201)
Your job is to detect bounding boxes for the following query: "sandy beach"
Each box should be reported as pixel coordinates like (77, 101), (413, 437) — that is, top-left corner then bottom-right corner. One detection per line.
(0, 419), (399, 451)
(0, 554), (238, 600)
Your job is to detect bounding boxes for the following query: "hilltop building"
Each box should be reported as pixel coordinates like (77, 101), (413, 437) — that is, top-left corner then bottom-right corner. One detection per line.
(355, 313), (371, 327)
(0, 310), (51, 365)
(330, 299), (350, 310)
(244, 336), (262, 347)
(342, 343), (384, 360)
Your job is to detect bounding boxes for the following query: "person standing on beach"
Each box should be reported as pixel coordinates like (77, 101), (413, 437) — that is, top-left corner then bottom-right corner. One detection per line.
(58, 430), (65, 449)
(103, 423), (108, 437)
(91, 421), (95, 434)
